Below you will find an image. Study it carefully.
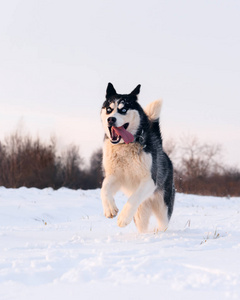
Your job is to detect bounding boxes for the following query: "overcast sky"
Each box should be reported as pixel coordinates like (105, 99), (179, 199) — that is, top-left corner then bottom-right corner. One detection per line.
(0, 0), (239, 167)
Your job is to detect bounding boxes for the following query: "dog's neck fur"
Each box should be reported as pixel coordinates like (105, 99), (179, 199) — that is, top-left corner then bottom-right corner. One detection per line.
(102, 139), (149, 178)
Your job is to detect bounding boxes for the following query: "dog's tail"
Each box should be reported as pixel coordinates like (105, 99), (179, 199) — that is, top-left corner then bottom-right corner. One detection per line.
(144, 99), (162, 121)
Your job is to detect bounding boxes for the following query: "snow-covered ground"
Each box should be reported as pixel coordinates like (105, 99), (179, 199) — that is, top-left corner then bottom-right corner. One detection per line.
(0, 187), (239, 300)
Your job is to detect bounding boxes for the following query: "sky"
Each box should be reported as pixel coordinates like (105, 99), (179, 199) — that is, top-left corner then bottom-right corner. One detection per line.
(0, 0), (239, 167)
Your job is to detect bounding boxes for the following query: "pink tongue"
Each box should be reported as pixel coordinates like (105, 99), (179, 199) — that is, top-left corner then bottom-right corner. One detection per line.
(112, 126), (134, 144)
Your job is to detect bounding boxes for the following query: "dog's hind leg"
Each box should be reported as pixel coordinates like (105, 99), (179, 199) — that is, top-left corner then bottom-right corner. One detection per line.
(151, 190), (169, 231)
(134, 199), (152, 233)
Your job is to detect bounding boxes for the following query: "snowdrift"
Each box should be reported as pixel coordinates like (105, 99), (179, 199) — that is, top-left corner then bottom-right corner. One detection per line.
(0, 187), (239, 300)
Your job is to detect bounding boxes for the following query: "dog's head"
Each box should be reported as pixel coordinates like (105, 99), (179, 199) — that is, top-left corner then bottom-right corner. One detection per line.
(101, 83), (142, 145)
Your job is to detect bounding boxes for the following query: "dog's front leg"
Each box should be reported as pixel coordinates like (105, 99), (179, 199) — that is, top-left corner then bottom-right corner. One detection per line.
(117, 177), (156, 227)
(101, 175), (120, 218)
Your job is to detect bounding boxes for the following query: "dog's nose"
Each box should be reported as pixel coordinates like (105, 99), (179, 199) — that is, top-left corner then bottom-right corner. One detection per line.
(107, 117), (116, 126)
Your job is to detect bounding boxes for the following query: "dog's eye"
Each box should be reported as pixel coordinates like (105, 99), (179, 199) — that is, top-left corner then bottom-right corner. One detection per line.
(121, 108), (127, 113)
(106, 107), (112, 114)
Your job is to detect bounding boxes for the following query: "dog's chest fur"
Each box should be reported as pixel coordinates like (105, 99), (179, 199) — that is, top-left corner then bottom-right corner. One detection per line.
(103, 140), (152, 191)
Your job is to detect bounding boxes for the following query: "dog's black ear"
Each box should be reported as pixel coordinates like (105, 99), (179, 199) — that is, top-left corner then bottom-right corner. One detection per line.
(106, 82), (117, 98)
(130, 84), (141, 97)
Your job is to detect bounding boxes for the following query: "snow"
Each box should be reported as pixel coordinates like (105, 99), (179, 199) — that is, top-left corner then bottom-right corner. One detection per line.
(0, 187), (239, 300)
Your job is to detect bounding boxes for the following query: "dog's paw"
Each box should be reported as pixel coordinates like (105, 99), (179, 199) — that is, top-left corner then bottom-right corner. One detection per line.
(104, 204), (119, 219)
(117, 205), (133, 227)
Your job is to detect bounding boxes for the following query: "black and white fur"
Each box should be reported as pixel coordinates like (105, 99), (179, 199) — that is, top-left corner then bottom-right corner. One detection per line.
(101, 83), (175, 233)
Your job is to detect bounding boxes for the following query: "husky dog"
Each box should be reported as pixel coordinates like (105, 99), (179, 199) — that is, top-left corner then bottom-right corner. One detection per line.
(100, 83), (175, 233)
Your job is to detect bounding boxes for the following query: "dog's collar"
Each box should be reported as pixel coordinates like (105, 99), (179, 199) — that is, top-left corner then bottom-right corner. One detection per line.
(135, 130), (146, 148)
(123, 130), (146, 149)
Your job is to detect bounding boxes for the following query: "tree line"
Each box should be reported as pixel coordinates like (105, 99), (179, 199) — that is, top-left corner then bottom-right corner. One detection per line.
(0, 132), (103, 190)
(0, 132), (239, 197)
(164, 136), (240, 197)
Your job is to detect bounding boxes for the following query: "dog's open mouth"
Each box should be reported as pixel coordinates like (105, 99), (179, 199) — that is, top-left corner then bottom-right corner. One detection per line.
(108, 123), (134, 144)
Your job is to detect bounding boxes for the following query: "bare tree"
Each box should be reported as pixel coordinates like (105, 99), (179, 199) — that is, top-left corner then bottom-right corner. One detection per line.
(178, 136), (223, 178)
(86, 148), (103, 189)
